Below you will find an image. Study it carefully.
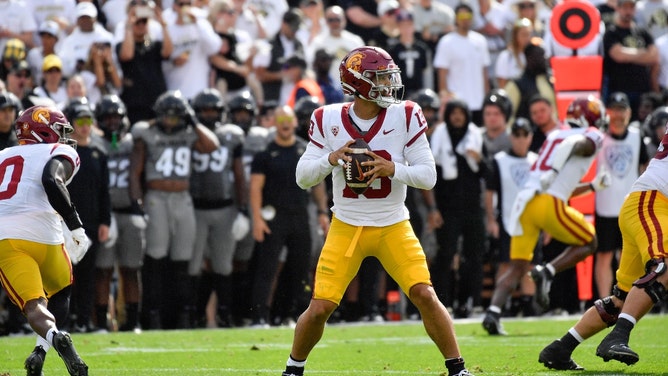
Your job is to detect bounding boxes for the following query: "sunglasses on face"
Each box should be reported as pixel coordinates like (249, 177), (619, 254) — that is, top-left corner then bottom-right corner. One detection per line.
(518, 3), (535, 9)
(275, 115), (294, 123)
(326, 17), (342, 23)
(177, 2), (191, 6)
(74, 117), (94, 127)
(135, 18), (148, 25)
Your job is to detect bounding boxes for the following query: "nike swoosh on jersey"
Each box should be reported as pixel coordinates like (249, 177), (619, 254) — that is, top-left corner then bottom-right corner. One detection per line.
(383, 129), (395, 135)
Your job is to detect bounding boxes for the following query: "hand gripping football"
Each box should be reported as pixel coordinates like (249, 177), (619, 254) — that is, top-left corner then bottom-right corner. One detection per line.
(343, 138), (374, 195)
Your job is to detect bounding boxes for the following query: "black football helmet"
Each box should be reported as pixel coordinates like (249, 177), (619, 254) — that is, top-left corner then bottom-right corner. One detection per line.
(96, 94), (130, 142)
(483, 88), (512, 120)
(409, 88), (440, 125)
(192, 88), (226, 129)
(409, 88), (440, 110)
(644, 106), (668, 131)
(294, 95), (322, 140)
(62, 97), (94, 122)
(153, 90), (192, 132)
(0, 91), (22, 122)
(228, 91), (257, 132)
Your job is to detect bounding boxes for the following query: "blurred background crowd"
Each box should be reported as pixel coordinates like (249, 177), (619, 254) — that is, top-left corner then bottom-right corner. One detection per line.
(0, 0), (667, 334)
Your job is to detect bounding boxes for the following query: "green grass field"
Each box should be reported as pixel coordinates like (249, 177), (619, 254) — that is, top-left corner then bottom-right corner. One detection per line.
(0, 314), (665, 375)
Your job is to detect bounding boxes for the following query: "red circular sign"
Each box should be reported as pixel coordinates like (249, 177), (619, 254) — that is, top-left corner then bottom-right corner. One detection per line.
(550, 0), (601, 49)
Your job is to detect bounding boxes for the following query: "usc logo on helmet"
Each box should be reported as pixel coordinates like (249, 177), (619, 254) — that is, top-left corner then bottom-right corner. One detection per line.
(346, 52), (365, 73)
(587, 100), (601, 116)
(31, 108), (51, 125)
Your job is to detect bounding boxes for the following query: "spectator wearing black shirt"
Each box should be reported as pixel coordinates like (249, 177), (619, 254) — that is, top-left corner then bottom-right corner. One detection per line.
(63, 99), (112, 332)
(387, 9), (431, 99)
(117, 2), (173, 124)
(602, 0), (659, 120)
(248, 105), (327, 326)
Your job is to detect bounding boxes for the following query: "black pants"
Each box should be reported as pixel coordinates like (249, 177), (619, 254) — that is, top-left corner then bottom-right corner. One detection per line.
(430, 208), (486, 309)
(250, 211), (312, 322)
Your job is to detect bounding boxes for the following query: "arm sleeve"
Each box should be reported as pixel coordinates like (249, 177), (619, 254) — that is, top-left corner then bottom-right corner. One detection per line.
(42, 156), (83, 230)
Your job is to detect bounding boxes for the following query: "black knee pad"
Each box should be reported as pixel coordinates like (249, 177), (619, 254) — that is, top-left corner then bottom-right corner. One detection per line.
(594, 296), (621, 327)
(48, 285), (72, 326)
(633, 258), (667, 304)
(612, 284), (628, 301)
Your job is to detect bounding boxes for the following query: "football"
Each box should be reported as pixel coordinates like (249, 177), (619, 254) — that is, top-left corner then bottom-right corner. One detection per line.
(343, 138), (374, 194)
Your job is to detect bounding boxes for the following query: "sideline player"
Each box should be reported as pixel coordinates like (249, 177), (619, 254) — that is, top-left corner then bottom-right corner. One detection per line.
(282, 46), (473, 376)
(0, 106), (89, 375)
(129, 90), (219, 329)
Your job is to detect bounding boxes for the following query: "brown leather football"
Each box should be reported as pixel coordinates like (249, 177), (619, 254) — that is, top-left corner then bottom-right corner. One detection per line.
(343, 138), (374, 194)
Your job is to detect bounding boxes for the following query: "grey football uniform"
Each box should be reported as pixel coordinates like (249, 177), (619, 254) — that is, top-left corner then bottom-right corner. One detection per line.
(234, 125), (272, 262)
(96, 133), (146, 269)
(132, 121), (199, 261)
(189, 123), (245, 276)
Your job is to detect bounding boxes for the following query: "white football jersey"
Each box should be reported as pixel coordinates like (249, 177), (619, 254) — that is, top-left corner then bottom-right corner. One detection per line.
(525, 126), (604, 202)
(296, 101), (436, 227)
(0, 144), (80, 244)
(632, 128), (668, 198)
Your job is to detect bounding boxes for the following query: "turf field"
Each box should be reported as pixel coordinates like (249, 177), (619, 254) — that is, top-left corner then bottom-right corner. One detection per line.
(0, 314), (665, 375)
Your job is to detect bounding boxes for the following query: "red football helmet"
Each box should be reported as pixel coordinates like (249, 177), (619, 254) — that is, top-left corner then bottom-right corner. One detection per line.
(339, 46), (403, 108)
(15, 105), (74, 146)
(565, 96), (607, 128)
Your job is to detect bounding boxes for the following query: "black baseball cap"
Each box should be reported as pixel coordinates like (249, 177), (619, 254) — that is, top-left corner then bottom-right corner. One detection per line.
(511, 117), (533, 135)
(607, 92), (630, 109)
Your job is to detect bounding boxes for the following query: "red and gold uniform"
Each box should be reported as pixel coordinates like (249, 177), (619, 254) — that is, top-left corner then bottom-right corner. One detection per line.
(0, 143), (80, 309)
(296, 101), (436, 304)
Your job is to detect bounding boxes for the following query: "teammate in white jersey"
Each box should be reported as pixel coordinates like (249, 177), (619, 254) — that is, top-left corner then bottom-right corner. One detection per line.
(538, 108), (668, 371)
(483, 96), (610, 336)
(282, 46), (473, 376)
(0, 106), (88, 375)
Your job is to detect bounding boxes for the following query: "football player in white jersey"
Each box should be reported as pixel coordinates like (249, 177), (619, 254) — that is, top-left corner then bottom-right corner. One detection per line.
(0, 106), (89, 375)
(283, 46), (473, 376)
(483, 96), (609, 337)
(538, 108), (668, 370)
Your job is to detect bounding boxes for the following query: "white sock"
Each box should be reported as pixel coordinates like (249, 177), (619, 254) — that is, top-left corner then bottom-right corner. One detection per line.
(568, 327), (584, 343)
(488, 305), (502, 314)
(287, 356), (306, 367)
(618, 313), (637, 325)
(45, 328), (58, 346)
(36, 335), (51, 352)
(545, 263), (556, 277)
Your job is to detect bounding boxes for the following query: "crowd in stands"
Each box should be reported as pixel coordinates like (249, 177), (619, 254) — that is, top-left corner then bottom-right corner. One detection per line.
(1, 0), (668, 334)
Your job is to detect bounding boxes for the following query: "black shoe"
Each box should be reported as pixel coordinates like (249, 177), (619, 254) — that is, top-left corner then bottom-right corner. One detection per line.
(538, 340), (584, 370)
(25, 345), (46, 376)
(482, 312), (507, 335)
(596, 335), (639, 365)
(282, 365), (304, 376)
(52, 331), (88, 376)
(530, 265), (552, 311)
